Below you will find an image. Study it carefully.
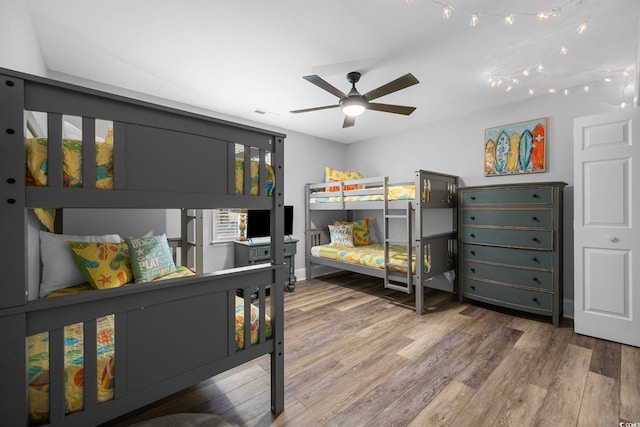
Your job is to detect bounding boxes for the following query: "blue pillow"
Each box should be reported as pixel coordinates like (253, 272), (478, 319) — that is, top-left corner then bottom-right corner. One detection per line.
(126, 233), (177, 283)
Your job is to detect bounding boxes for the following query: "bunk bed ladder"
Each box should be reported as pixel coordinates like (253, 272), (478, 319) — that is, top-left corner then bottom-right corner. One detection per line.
(383, 182), (413, 294)
(180, 209), (204, 274)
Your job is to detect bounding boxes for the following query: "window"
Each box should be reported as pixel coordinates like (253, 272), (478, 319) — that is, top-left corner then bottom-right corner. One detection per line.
(213, 209), (244, 242)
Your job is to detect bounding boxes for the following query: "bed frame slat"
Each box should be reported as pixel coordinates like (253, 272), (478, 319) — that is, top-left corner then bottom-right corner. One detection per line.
(83, 318), (99, 411)
(81, 117), (96, 190)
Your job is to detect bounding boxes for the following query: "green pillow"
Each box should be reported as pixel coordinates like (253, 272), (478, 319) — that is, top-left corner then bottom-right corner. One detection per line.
(68, 241), (133, 289)
(126, 233), (177, 283)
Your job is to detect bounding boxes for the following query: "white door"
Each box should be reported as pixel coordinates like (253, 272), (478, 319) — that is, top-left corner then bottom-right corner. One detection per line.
(574, 108), (639, 347)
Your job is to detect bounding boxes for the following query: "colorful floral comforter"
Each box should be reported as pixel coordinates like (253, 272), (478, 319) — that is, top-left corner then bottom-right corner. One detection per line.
(28, 268), (271, 423)
(310, 185), (415, 203)
(316, 243), (421, 274)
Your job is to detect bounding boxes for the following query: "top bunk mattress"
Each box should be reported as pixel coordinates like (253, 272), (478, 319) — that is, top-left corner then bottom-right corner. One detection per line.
(310, 184), (415, 204)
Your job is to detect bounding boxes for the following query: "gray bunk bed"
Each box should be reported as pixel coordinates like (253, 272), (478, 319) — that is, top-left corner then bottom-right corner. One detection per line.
(0, 68), (286, 426)
(305, 170), (458, 314)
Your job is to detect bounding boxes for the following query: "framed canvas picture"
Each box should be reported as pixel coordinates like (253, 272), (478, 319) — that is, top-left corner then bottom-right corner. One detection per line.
(484, 117), (547, 176)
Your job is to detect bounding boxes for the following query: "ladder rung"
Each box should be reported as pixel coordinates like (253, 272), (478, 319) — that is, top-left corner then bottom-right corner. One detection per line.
(385, 282), (412, 293)
(385, 239), (405, 245)
(386, 262), (408, 269)
(386, 214), (408, 219)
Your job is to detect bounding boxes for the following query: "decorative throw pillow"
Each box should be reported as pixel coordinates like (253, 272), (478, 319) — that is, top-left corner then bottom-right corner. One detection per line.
(126, 233), (177, 283)
(328, 223), (354, 247)
(333, 219), (370, 246)
(39, 231), (123, 297)
(325, 167), (364, 192)
(68, 241), (133, 290)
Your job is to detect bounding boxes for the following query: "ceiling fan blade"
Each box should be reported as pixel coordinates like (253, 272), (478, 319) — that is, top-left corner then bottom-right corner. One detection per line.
(303, 75), (347, 99)
(367, 103), (416, 115)
(363, 73), (419, 101)
(343, 115), (356, 128)
(290, 105), (339, 114)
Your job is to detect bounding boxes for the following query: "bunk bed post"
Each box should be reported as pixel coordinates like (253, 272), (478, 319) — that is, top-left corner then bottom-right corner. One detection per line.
(0, 72), (29, 426)
(304, 183), (314, 281)
(414, 171), (425, 315)
(270, 135), (286, 414)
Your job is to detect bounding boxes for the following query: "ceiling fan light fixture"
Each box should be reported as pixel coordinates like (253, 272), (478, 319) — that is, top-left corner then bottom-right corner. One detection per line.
(340, 97), (367, 117)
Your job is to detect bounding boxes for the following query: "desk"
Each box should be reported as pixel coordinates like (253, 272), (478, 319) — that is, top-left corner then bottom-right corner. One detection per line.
(233, 236), (298, 292)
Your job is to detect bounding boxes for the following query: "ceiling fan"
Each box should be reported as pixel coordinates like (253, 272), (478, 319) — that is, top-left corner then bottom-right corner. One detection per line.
(290, 71), (419, 128)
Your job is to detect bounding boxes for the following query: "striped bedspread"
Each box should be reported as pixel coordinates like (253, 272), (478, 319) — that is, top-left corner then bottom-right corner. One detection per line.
(310, 185), (415, 203)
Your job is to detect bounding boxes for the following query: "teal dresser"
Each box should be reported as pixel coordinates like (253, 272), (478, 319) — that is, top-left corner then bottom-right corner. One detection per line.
(458, 182), (566, 326)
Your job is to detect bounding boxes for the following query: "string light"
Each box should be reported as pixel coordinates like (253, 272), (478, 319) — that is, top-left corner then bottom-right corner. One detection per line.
(427, 0), (580, 25)
(560, 46), (568, 55)
(577, 22), (588, 34)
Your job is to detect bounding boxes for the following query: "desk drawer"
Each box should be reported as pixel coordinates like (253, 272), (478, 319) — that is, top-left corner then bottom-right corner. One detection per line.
(250, 246), (271, 260)
(462, 227), (552, 250)
(461, 187), (552, 205)
(463, 279), (552, 312)
(462, 209), (552, 228)
(463, 244), (552, 269)
(284, 243), (297, 255)
(463, 261), (552, 290)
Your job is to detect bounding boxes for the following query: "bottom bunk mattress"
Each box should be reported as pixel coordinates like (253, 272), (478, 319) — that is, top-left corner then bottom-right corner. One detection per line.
(27, 285), (271, 424)
(311, 243), (426, 274)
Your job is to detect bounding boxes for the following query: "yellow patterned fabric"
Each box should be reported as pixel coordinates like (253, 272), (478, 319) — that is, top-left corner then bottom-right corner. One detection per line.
(325, 167), (364, 192)
(26, 129), (114, 232)
(311, 185), (415, 203)
(318, 243), (422, 274)
(333, 219), (371, 246)
(68, 241), (133, 290)
(235, 296), (272, 348)
(235, 159), (275, 196)
(28, 315), (115, 425)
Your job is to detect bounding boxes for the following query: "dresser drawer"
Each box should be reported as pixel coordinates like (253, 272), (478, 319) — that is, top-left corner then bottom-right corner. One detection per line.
(462, 209), (552, 228)
(250, 246), (271, 261)
(460, 187), (552, 205)
(462, 227), (552, 250)
(463, 261), (552, 290)
(463, 244), (552, 269)
(463, 279), (552, 312)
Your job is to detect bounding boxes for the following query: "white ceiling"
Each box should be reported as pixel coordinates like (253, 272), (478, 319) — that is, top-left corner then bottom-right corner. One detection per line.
(26, 0), (640, 144)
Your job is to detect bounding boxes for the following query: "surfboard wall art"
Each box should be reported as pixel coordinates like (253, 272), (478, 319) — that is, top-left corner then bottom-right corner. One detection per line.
(484, 117), (547, 176)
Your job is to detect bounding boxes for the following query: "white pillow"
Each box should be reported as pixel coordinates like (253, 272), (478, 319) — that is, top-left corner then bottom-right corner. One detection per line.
(328, 223), (354, 247)
(39, 231), (122, 297)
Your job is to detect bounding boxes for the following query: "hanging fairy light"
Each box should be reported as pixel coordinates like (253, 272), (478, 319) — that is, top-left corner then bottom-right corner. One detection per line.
(577, 22), (588, 34)
(560, 46), (568, 55)
(424, 0), (581, 24)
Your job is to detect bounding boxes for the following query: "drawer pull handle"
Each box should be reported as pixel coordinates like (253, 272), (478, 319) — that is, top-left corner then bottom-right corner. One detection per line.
(470, 196), (476, 200)
(532, 193), (539, 198)
(470, 268), (476, 273)
(470, 216), (476, 220)
(470, 250), (476, 255)
(532, 257), (539, 262)
(533, 297), (540, 304)
(470, 233), (476, 238)
(532, 237), (540, 242)
(532, 216), (539, 221)
(533, 277), (540, 283)
(470, 285), (476, 291)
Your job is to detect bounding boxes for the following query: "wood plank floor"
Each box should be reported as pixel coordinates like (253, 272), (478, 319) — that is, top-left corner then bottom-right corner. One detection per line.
(103, 272), (640, 427)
